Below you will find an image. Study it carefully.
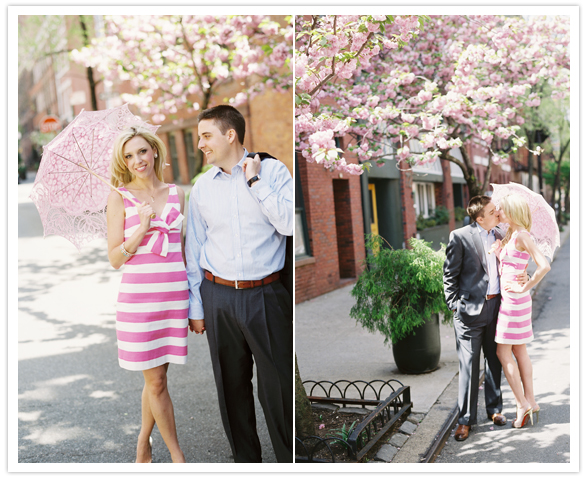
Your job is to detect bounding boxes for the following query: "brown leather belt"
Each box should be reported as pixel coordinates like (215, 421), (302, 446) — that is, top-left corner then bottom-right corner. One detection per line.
(204, 270), (281, 289)
(486, 293), (501, 300)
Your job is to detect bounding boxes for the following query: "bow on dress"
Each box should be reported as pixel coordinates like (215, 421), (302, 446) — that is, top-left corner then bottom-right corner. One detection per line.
(144, 206), (184, 257)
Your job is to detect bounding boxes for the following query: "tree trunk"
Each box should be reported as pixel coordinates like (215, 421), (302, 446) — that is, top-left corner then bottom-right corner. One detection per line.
(295, 355), (315, 437)
(553, 137), (570, 223)
(79, 16), (98, 111)
(442, 147), (483, 199)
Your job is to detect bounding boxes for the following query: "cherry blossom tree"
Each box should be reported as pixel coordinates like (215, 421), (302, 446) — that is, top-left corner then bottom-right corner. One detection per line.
(296, 15), (570, 197)
(72, 15), (293, 123)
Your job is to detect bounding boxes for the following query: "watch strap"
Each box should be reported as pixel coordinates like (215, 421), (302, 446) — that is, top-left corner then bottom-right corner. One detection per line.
(247, 174), (260, 187)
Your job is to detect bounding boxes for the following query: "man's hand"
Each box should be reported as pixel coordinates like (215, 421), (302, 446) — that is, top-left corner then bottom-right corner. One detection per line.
(189, 319), (206, 334)
(243, 154), (261, 182)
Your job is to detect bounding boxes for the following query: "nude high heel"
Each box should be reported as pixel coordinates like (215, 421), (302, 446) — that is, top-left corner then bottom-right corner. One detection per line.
(512, 406), (533, 429)
(532, 407), (540, 424)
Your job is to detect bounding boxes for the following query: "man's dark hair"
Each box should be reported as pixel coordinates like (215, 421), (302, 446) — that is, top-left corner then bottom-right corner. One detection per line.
(198, 105), (246, 145)
(467, 195), (492, 223)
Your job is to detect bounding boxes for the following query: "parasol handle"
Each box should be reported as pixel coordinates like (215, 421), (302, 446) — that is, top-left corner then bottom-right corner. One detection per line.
(76, 163), (156, 218)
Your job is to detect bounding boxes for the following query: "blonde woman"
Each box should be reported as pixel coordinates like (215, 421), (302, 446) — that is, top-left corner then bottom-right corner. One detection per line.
(107, 127), (188, 463)
(492, 194), (551, 429)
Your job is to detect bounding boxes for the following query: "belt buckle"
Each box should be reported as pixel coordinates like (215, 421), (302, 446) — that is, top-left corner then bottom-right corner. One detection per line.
(235, 280), (240, 290)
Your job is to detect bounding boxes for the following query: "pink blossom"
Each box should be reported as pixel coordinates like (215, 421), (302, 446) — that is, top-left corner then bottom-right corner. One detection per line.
(397, 145), (411, 161)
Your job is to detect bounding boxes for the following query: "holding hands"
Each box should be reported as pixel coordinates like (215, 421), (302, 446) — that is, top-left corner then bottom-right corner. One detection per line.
(189, 319), (206, 335)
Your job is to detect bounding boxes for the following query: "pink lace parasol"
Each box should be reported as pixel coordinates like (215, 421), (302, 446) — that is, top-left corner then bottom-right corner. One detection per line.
(490, 182), (560, 260)
(30, 104), (159, 251)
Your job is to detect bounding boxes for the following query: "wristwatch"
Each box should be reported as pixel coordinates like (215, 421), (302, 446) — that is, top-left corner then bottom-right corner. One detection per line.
(247, 174), (260, 187)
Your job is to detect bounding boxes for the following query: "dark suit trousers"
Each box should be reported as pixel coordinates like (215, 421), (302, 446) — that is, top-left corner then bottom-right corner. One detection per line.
(453, 297), (503, 426)
(201, 278), (293, 463)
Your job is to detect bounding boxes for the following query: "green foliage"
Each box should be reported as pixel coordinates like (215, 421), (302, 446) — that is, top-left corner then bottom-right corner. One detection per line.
(350, 236), (451, 345)
(543, 159), (570, 190)
(454, 206), (467, 222)
(326, 421), (357, 445)
(433, 205), (449, 225)
(416, 206), (448, 230)
(416, 214), (428, 231)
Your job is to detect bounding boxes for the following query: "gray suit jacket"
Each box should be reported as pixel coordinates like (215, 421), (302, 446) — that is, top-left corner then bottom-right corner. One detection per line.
(443, 223), (503, 321)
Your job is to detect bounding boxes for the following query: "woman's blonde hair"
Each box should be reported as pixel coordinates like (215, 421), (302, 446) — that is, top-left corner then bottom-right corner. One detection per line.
(500, 194), (533, 245)
(110, 127), (166, 187)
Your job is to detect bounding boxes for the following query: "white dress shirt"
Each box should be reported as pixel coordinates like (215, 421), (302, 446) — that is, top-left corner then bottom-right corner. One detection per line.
(476, 223), (500, 295)
(185, 148), (293, 321)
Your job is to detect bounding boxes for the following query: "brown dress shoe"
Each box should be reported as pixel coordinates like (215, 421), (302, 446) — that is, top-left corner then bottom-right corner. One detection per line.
(488, 413), (507, 426)
(454, 424), (470, 441)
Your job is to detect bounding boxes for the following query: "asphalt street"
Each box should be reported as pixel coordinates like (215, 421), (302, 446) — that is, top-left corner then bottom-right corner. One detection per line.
(436, 232), (571, 464)
(17, 175), (277, 464)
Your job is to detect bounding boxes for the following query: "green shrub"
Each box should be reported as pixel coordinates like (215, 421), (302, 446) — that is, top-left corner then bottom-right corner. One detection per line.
(350, 235), (452, 345)
(416, 214), (427, 231)
(433, 205), (449, 225)
(454, 206), (466, 222)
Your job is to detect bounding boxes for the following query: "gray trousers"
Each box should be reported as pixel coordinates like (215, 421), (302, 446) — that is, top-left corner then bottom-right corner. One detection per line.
(201, 278), (293, 463)
(453, 297), (503, 426)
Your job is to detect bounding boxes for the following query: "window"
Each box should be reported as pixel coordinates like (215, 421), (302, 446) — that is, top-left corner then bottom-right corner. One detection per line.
(167, 132), (180, 182)
(413, 182), (435, 218)
(183, 129), (198, 179)
(295, 155), (311, 258)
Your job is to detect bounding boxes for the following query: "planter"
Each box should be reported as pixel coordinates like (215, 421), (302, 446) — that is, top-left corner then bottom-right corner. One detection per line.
(392, 314), (440, 374)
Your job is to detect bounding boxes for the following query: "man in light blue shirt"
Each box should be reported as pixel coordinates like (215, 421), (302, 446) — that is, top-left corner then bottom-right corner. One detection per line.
(185, 105), (293, 463)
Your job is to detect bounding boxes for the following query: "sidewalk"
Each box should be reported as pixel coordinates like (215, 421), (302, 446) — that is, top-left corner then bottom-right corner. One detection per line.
(295, 224), (571, 462)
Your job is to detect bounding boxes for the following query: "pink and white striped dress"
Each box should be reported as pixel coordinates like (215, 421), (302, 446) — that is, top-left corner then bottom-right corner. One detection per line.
(495, 230), (533, 345)
(115, 184), (188, 371)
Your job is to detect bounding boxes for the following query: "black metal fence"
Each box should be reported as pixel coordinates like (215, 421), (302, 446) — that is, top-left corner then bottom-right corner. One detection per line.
(296, 379), (412, 463)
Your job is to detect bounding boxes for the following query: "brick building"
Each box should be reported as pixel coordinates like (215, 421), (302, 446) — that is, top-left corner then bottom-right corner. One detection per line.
(295, 136), (516, 304)
(295, 143), (366, 304)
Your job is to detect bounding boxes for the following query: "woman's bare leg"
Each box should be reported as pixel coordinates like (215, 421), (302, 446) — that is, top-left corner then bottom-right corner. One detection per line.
(136, 377), (157, 463)
(142, 364), (185, 463)
(512, 344), (538, 409)
(496, 343), (531, 425)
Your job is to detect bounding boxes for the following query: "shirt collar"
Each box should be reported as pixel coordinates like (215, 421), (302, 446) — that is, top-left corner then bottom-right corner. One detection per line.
(211, 148), (248, 179)
(476, 222), (494, 237)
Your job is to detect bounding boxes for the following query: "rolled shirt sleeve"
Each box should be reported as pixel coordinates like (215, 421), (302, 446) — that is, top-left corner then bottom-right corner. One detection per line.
(249, 160), (293, 237)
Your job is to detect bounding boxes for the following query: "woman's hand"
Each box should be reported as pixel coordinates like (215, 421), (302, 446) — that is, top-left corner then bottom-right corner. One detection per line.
(489, 239), (502, 255)
(136, 201), (154, 231)
(503, 280), (525, 294)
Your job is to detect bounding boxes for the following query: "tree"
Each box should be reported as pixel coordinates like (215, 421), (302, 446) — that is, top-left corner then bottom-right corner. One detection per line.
(19, 16), (101, 110)
(295, 15), (570, 198)
(72, 15), (292, 176)
(540, 94), (570, 223)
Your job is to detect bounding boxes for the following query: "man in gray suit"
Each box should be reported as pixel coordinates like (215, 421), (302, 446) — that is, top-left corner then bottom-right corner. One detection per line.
(443, 195), (526, 441)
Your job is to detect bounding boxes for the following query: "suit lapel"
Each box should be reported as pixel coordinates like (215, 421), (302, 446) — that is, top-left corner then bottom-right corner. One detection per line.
(470, 224), (488, 273)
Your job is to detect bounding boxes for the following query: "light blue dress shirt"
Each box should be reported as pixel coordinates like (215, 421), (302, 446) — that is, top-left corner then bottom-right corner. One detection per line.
(476, 223), (500, 295)
(185, 148), (293, 321)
